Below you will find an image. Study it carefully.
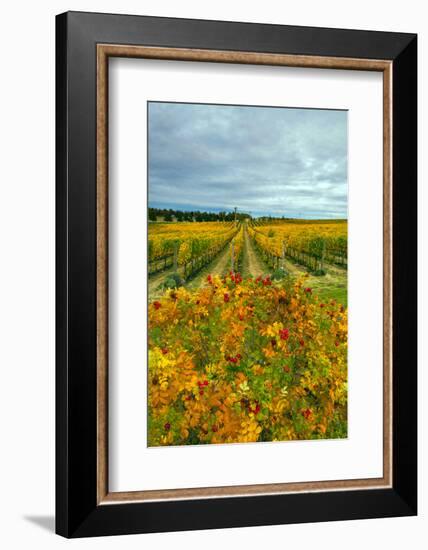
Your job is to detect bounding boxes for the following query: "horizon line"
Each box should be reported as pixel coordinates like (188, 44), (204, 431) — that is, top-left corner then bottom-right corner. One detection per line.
(148, 205), (347, 220)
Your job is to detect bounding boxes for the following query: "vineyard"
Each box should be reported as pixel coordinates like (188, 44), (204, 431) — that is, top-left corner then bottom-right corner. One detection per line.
(148, 221), (238, 278)
(248, 219), (348, 273)
(148, 219), (347, 304)
(147, 216), (348, 446)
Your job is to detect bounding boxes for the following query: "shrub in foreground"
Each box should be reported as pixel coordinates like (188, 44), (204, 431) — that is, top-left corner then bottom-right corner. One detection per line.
(148, 273), (347, 446)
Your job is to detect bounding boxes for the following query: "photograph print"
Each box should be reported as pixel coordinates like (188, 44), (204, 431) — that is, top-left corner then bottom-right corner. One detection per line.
(147, 101), (348, 447)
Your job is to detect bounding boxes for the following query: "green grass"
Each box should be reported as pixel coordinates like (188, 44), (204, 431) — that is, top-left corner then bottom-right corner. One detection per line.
(310, 282), (347, 307)
(304, 272), (347, 307)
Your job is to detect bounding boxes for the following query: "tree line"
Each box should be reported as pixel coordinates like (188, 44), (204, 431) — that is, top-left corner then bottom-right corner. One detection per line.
(148, 207), (251, 222)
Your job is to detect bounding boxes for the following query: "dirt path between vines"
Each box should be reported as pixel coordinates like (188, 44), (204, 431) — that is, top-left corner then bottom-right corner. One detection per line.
(242, 226), (268, 278)
(148, 266), (177, 300)
(281, 257), (306, 275)
(186, 242), (232, 291)
(149, 242), (232, 300)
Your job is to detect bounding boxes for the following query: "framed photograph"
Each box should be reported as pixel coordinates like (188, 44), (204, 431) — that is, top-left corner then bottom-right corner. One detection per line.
(56, 11), (417, 537)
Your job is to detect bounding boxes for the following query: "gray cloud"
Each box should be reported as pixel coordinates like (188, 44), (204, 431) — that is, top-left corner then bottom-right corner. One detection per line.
(148, 102), (347, 218)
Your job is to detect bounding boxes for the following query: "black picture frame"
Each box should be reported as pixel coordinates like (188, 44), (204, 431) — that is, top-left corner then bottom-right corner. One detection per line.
(56, 11), (417, 538)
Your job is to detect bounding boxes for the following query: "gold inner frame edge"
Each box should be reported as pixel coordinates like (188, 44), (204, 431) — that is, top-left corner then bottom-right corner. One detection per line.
(96, 44), (393, 505)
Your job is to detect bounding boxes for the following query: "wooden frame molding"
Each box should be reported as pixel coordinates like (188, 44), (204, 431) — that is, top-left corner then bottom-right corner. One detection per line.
(96, 44), (393, 505)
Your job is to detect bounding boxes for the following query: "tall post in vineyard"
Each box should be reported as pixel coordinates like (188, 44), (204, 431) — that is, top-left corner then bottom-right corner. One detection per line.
(173, 241), (178, 271)
(320, 239), (325, 272)
(234, 207), (237, 226)
(231, 241), (235, 274)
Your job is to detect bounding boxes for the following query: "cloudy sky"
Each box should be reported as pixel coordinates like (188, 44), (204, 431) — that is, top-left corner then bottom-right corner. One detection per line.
(148, 102), (347, 219)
